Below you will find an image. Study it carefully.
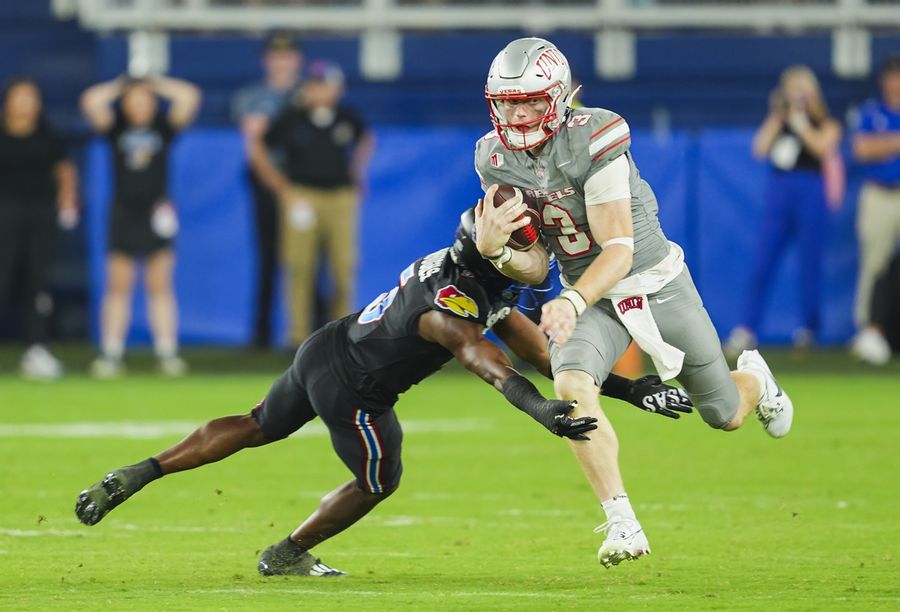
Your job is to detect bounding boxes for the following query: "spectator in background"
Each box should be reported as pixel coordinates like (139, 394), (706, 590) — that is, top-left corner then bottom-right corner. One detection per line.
(850, 55), (900, 366)
(0, 78), (78, 379)
(251, 59), (373, 347)
(725, 65), (842, 356)
(80, 76), (201, 377)
(232, 33), (303, 349)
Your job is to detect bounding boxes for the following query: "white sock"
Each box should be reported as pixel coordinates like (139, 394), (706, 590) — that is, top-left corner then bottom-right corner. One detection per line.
(154, 337), (178, 360)
(102, 337), (124, 360)
(601, 493), (636, 522)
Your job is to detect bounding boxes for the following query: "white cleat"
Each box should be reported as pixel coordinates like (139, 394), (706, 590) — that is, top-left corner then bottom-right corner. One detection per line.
(850, 328), (891, 366)
(158, 356), (188, 378)
(90, 356), (125, 379)
(737, 349), (793, 438)
(595, 517), (650, 568)
(19, 344), (63, 380)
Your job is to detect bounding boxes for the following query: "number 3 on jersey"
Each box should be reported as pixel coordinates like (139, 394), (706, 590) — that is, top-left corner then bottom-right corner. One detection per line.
(542, 203), (593, 256)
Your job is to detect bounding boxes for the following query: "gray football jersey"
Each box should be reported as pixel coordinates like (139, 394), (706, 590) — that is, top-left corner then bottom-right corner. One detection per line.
(475, 107), (670, 285)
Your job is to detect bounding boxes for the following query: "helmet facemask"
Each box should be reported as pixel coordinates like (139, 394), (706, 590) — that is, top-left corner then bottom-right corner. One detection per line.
(487, 83), (568, 151)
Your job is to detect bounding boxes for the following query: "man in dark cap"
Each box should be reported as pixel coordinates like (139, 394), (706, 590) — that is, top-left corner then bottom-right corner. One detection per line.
(251, 59), (374, 347)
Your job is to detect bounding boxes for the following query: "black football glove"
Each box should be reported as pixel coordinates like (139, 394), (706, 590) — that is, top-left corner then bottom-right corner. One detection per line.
(627, 375), (693, 419)
(502, 375), (598, 440)
(542, 400), (598, 440)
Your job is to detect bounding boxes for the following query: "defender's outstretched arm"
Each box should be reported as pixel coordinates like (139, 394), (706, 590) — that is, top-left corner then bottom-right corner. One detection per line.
(418, 310), (596, 440)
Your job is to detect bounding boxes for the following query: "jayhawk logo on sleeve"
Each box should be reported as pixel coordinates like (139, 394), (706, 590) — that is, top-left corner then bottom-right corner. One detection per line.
(434, 285), (480, 318)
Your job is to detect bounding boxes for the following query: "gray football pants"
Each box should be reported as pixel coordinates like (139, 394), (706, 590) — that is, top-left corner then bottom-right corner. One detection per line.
(550, 266), (739, 429)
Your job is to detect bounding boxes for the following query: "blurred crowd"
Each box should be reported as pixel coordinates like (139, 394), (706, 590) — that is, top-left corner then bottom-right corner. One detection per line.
(1, 34), (898, 380)
(1, 34), (372, 379)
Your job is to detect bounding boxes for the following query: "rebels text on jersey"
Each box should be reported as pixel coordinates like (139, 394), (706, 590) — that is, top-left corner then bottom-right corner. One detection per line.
(331, 248), (515, 407)
(475, 107), (670, 284)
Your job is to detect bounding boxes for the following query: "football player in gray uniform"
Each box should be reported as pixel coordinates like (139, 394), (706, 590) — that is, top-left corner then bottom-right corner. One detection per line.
(473, 37), (794, 568)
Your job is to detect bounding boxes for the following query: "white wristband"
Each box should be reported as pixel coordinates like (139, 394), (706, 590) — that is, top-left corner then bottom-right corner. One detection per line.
(601, 237), (634, 250)
(559, 288), (587, 317)
(485, 245), (513, 269)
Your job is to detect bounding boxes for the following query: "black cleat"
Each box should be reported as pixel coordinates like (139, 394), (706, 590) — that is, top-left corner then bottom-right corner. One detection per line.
(258, 539), (347, 577)
(75, 464), (151, 526)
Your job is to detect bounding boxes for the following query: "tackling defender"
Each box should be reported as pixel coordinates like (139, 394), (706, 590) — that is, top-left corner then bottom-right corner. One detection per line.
(75, 208), (692, 576)
(473, 38), (794, 567)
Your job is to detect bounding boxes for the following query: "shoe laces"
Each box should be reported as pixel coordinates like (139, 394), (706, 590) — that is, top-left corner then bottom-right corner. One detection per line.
(594, 517), (635, 537)
(756, 400), (782, 424)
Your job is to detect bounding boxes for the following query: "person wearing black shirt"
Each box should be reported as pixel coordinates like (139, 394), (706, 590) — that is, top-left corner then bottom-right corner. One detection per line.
(252, 59), (373, 347)
(725, 65), (842, 356)
(80, 76), (201, 377)
(0, 78), (78, 379)
(74, 207), (693, 576)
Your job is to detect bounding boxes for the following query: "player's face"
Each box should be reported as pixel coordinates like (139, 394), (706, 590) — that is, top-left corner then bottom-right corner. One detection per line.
(500, 97), (550, 127)
(882, 70), (900, 108)
(122, 85), (158, 126)
(302, 80), (342, 109)
(264, 50), (302, 84)
(4, 82), (41, 125)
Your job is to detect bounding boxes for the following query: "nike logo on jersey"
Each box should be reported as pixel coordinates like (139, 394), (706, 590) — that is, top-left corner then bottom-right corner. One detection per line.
(656, 295), (676, 304)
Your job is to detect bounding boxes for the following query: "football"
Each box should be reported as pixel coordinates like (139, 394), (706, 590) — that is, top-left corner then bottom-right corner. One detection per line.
(491, 184), (541, 251)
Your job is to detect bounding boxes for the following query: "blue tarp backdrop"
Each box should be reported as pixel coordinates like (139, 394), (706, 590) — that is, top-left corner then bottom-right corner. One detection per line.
(85, 127), (860, 347)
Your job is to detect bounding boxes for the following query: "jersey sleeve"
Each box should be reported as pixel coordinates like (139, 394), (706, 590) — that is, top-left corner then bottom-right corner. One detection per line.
(263, 110), (288, 149)
(854, 99), (878, 134)
(584, 154), (631, 205)
(422, 259), (491, 328)
(584, 111), (632, 180)
(474, 130), (503, 192)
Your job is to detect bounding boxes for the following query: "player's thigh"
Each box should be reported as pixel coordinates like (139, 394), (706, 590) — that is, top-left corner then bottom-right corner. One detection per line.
(651, 268), (739, 429)
(550, 303), (632, 390)
(316, 398), (403, 494)
(251, 363), (317, 442)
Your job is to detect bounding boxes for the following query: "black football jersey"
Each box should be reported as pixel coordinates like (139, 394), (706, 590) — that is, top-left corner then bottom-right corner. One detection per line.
(336, 248), (516, 404)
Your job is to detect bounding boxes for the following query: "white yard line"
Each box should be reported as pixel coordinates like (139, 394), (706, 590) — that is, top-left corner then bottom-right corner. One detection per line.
(0, 418), (490, 439)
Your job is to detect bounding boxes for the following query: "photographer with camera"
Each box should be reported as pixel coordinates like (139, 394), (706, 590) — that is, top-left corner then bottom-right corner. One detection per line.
(725, 65), (842, 356)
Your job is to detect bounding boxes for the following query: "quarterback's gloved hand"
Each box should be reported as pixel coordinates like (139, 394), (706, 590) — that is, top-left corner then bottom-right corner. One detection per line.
(501, 374), (598, 440)
(627, 375), (693, 419)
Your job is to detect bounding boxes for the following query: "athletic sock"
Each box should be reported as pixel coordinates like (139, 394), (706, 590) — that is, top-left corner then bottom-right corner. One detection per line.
(601, 493), (637, 523)
(283, 537), (308, 556)
(154, 337), (178, 361)
(147, 457), (163, 478)
(121, 458), (163, 495)
(102, 337), (124, 360)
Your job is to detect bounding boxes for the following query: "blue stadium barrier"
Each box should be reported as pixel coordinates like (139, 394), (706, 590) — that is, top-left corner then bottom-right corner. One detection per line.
(85, 126), (860, 348)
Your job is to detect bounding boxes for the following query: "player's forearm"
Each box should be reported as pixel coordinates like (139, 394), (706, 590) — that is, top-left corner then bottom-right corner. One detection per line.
(54, 161), (78, 209)
(571, 244), (633, 305)
(853, 134), (900, 162)
(492, 313), (552, 378)
(80, 80), (122, 122)
(250, 141), (292, 195)
(487, 245), (548, 285)
(155, 78), (201, 127)
(752, 115), (783, 160)
(794, 122), (840, 159)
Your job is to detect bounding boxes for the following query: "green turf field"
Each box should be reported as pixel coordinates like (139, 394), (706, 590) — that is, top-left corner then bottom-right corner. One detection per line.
(1, 351), (898, 610)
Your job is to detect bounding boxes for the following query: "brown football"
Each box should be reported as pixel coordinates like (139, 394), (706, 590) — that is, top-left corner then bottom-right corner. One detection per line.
(491, 184), (541, 251)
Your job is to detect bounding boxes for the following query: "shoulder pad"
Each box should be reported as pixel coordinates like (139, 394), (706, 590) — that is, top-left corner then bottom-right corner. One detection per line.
(583, 108), (631, 169)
